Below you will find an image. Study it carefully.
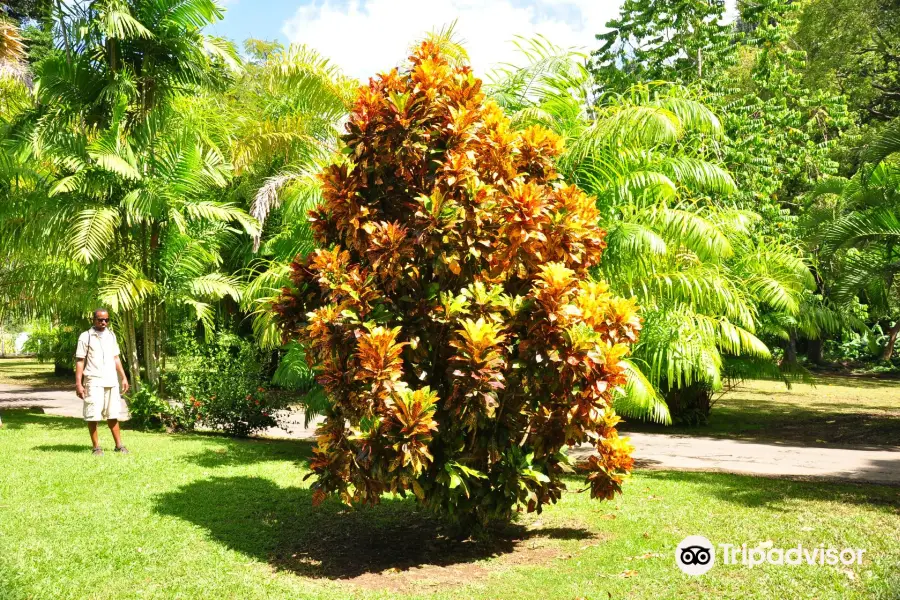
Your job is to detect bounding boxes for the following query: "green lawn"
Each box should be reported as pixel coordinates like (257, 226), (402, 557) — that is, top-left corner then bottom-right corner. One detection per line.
(622, 376), (900, 448)
(1, 410), (898, 599)
(0, 357), (71, 389)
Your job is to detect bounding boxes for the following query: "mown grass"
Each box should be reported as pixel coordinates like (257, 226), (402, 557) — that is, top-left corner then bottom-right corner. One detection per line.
(0, 357), (71, 389)
(622, 376), (900, 448)
(1, 409), (898, 600)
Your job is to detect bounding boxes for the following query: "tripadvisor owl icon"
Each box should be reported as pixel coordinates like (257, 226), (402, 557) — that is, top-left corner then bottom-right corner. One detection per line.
(676, 535), (715, 575)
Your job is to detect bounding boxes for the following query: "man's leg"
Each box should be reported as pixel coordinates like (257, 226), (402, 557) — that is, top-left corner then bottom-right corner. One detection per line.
(107, 419), (123, 448)
(88, 421), (100, 448)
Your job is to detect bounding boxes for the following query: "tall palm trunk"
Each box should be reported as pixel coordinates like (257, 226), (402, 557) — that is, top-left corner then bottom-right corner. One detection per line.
(882, 320), (900, 361)
(807, 337), (825, 365)
(664, 383), (712, 426)
(142, 302), (159, 389)
(157, 301), (167, 398)
(122, 310), (141, 392)
(783, 330), (798, 364)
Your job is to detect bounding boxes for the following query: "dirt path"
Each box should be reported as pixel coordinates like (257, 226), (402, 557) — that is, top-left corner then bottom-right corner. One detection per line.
(570, 433), (899, 485)
(3, 383), (898, 485)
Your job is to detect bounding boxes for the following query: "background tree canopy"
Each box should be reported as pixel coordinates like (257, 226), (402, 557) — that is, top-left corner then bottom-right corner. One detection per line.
(0, 0), (898, 512)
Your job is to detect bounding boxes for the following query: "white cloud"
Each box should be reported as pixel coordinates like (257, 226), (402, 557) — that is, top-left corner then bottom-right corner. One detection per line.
(282, 0), (625, 80)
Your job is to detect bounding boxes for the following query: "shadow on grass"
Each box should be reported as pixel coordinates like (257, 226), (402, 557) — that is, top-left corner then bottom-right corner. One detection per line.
(643, 471), (900, 512)
(0, 409), (84, 431)
(178, 438), (315, 468)
(0, 374), (71, 388)
(154, 475), (593, 579)
(809, 374), (900, 388)
(33, 443), (92, 453)
(622, 408), (900, 450)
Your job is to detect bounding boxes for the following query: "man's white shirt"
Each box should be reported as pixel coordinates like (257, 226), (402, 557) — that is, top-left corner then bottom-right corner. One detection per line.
(75, 328), (121, 387)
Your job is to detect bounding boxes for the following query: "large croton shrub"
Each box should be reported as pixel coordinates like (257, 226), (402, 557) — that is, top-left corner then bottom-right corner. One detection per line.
(275, 42), (641, 527)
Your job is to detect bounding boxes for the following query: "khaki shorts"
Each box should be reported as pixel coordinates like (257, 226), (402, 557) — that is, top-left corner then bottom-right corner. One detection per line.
(83, 384), (123, 421)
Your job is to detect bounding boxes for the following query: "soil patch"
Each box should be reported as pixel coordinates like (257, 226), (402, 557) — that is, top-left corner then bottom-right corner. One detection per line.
(342, 523), (604, 593)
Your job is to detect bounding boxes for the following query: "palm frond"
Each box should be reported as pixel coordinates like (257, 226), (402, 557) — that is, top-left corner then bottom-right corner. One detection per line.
(188, 273), (243, 301)
(614, 359), (671, 424)
(651, 96), (722, 136)
(862, 118), (900, 165)
(98, 265), (156, 312)
(69, 207), (120, 263)
(659, 156), (736, 195)
(643, 207), (734, 261)
(98, 0), (154, 39)
(184, 201), (260, 237)
(201, 36), (243, 74)
(820, 208), (900, 255)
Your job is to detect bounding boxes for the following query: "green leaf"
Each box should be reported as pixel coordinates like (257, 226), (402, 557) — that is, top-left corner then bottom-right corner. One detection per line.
(68, 207), (120, 264)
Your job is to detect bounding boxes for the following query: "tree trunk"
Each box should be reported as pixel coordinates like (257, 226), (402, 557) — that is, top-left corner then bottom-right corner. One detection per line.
(783, 330), (798, 364)
(56, 0), (72, 67)
(882, 320), (900, 361)
(157, 302), (167, 398)
(807, 337), (825, 365)
(142, 303), (159, 389)
(664, 383), (712, 426)
(123, 311), (141, 393)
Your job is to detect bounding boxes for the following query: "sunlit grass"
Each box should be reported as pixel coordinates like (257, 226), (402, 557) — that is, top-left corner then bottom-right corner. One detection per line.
(0, 357), (71, 388)
(622, 376), (900, 447)
(1, 410), (897, 599)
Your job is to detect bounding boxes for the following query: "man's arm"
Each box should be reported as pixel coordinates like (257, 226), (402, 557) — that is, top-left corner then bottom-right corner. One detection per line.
(114, 356), (130, 394)
(75, 358), (86, 399)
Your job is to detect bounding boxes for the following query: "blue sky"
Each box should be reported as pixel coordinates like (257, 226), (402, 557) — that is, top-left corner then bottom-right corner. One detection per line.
(208, 0), (625, 79)
(209, 1), (736, 81)
(207, 0), (296, 47)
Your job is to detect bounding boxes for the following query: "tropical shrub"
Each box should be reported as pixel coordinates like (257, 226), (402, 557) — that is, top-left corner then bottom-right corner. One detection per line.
(22, 321), (80, 375)
(127, 386), (189, 431)
(275, 42), (640, 528)
(167, 332), (285, 436)
(805, 119), (900, 361)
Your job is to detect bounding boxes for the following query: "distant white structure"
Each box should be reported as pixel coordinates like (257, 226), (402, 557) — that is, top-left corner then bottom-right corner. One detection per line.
(14, 332), (29, 354)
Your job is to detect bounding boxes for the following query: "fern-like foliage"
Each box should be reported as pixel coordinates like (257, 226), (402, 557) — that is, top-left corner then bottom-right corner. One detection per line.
(488, 37), (818, 419)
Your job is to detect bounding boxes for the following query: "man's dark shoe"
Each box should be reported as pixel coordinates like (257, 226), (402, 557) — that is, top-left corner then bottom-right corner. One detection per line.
(92, 447), (104, 456)
(114, 446), (129, 454)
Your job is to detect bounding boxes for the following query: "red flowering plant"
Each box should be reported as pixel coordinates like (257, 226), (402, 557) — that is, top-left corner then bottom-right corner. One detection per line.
(164, 331), (284, 437)
(275, 42), (641, 527)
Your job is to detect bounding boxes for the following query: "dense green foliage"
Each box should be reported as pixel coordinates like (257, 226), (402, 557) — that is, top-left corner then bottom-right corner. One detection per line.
(491, 39), (821, 423)
(165, 331), (285, 436)
(796, 0), (900, 123)
(1, 0), (898, 440)
(21, 321), (78, 374)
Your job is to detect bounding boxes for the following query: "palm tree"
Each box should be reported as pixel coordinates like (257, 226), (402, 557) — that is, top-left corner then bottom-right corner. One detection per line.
(223, 40), (357, 352)
(806, 119), (900, 360)
(0, 16), (29, 85)
(487, 37), (817, 423)
(0, 0), (253, 390)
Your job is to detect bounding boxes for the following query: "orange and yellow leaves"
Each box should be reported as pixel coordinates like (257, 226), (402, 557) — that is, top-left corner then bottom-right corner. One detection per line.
(274, 42), (640, 523)
(575, 281), (642, 344)
(450, 317), (507, 368)
(384, 385), (439, 475)
(587, 433), (635, 501)
(355, 325), (406, 387)
(534, 262), (578, 315)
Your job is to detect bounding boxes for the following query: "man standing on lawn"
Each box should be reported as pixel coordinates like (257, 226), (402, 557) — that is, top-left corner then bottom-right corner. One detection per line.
(75, 309), (130, 455)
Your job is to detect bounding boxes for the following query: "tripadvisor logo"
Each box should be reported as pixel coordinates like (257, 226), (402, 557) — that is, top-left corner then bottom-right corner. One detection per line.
(676, 535), (715, 575)
(675, 536), (866, 575)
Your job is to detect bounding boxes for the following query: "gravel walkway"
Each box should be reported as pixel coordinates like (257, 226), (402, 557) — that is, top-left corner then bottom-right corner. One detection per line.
(3, 383), (898, 485)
